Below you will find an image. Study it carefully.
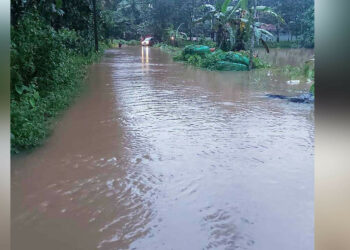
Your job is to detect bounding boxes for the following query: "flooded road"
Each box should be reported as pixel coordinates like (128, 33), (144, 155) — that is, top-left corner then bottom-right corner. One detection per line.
(12, 47), (314, 250)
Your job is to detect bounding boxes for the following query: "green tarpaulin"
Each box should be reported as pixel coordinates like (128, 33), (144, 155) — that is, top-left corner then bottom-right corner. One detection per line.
(215, 61), (249, 71)
(220, 52), (250, 66)
(183, 45), (210, 55)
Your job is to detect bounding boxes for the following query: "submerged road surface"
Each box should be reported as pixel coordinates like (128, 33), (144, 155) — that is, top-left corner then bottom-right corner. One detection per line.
(12, 47), (314, 250)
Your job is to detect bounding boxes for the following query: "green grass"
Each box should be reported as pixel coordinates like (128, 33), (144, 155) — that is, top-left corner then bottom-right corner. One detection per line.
(274, 62), (314, 80)
(269, 61), (315, 94)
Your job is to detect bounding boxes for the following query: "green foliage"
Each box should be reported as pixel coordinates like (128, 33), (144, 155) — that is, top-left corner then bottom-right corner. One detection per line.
(276, 59), (314, 81)
(197, 38), (216, 48)
(125, 40), (140, 46)
(10, 0), (315, 153)
(156, 43), (182, 56)
(162, 43), (268, 71)
(11, 13), (107, 153)
(195, 0), (284, 51)
(269, 58), (314, 95)
(235, 50), (270, 69)
(11, 14), (64, 95)
(301, 6), (314, 48)
(309, 83), (315, 95)
(187, 54), (203, 67)
(112, 39), (140, 46)
(303, 60), (315, 79)
(200, 50), (226, 69)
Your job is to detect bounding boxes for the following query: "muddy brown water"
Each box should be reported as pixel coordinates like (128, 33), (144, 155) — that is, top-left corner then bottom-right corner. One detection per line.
(12, 47), (314, 250)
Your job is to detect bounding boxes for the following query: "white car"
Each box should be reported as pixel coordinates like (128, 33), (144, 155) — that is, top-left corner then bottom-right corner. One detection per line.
(141, 37), (154, 46)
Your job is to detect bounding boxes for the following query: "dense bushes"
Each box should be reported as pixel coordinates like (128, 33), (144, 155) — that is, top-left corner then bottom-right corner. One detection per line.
(11, 13), (107, 153)
(111, 39), (140, 46)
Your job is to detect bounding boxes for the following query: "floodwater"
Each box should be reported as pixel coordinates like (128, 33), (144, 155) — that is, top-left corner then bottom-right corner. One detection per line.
(12, 47), (314, 250)
(257, 47), (314, 66)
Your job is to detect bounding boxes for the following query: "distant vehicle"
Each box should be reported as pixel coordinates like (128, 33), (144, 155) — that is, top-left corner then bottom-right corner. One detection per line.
(141, 37), (154, 46)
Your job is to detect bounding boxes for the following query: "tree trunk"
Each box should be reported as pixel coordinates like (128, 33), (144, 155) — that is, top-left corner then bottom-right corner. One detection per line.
(92, 0), (99, 52)
(217, 24), (224, 49)
(11, 0), (23, 26)
(249, 0), (257, 70)
(190, 0), (195, 41)
(276, 23), (280, 43)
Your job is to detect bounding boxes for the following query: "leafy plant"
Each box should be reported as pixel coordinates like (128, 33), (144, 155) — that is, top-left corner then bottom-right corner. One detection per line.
(187, 54), (203, 66)
(194, 0), (284, 53)
(11, 12), (108, 153)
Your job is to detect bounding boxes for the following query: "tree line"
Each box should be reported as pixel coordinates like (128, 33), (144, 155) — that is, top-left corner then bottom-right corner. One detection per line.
(11, 0), (314, 48)
(10, 0), (314, 153)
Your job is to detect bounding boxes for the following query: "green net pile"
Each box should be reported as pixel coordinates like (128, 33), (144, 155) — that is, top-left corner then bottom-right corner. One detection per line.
(178, 45), (252, 71)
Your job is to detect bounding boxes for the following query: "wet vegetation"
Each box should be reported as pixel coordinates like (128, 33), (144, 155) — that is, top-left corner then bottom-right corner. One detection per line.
(172, 45), (269, 70)
(11, 0), (314, 153)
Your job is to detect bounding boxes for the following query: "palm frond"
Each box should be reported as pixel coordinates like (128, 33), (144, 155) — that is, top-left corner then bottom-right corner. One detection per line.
(235, 0), (248, 11)
(227, 0), (248, 20)
(256, 6), (285, 24)
(256, 28), (274, 38)
(259, 38), (270, 53)
(221, 0), (232, 13)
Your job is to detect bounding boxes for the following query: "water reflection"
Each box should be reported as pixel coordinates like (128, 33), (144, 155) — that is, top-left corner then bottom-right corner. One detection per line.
(12, 47), (314, 250)
(141, 46), (150, 73)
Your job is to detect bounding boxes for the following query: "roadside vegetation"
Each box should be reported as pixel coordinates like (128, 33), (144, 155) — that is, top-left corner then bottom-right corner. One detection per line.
(11, 12), (109, 153)
(111, 39), (140, 46)
(278, 59), (315, 94)
(11, 0), (314, 153)
(11, 1), (119, 153)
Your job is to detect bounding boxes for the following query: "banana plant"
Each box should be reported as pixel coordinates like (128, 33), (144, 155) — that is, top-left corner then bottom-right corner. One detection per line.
(233, 1), (285, 51)
(194, 0), (238, 50)
(195, 0), (285, 51)
(165, 24), (188, 46)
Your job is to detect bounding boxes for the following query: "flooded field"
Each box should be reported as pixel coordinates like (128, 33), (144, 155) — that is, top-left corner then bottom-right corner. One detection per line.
(12, 47), (314, 250)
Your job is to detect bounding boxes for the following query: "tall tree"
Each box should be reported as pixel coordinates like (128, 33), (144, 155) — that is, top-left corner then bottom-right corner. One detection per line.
(92, 0), (99, 51)
(249, 0), (257, 70)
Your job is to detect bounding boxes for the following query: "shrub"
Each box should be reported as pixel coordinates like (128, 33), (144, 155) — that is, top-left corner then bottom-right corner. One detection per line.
(125, 40), (139, 46)
(112, 39), (139, 46)
(200, 50), (225, 69)
(187, 54), (202, 67)
(11, 13), (106, 153)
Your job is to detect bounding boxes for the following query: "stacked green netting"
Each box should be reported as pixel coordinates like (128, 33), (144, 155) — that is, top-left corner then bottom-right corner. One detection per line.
(214, 61), (248, 71)
(221, 51), (250, 66)
(183, 45), (211, 55)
